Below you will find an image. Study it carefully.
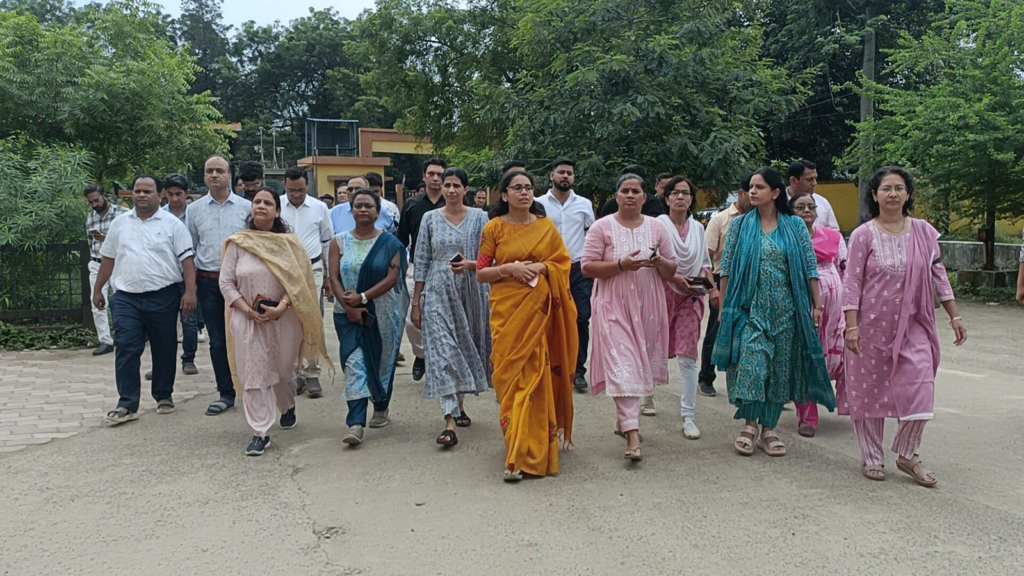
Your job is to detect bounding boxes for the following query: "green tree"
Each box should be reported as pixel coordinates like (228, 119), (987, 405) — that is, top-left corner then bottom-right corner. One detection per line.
(174, 0), (234, 98)
(847, 0), (1024, 264)
(0, 1), (229, 180)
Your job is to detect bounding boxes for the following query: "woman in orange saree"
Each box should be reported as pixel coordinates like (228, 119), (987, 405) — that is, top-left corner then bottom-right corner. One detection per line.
(476, 170), (578, 482)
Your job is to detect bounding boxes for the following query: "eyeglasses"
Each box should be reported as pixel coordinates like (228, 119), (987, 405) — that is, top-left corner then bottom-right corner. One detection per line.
(507, 185), (535, 193)
(352, 203), (376, 210)
(794, 204), (818, 212)
(878, 186), (907, 195)
(667, 190), (693, 197)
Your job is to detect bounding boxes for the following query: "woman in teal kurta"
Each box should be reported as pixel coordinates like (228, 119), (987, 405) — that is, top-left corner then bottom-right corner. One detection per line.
(713, 167), (835, 457)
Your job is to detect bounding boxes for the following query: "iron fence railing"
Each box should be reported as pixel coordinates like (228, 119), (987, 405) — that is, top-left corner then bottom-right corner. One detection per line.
(0, 242), (92, 327)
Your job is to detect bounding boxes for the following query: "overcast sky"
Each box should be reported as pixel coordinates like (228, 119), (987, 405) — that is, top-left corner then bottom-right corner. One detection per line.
(80, 1), (377, 27)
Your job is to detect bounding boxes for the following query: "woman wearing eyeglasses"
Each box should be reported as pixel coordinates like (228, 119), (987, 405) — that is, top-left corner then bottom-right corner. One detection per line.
(583, 173), (680, 461)
(477, 170), (578, 482)
(842, 166), (966, 485)
(657, 176), (717, 440)
(788, 192), (848, 438)
(712, 167), (835, 458)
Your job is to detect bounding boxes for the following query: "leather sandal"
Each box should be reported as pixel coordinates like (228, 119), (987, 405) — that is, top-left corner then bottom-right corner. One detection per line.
(861, 464), (886, 481)
(734, 424), (757, 456)
(897, 455), (937, 487)
(757, 429), (787, 457)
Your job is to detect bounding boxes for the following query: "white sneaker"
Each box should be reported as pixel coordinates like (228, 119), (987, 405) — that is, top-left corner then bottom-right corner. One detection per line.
(198, 329), (208, 343)
(640, 396), (656, 416)
(682, 418), (701, 440)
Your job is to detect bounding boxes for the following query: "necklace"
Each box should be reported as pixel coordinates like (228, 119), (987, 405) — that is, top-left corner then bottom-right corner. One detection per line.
(876, 217), (906, 236)
(504, 213), (535, 225)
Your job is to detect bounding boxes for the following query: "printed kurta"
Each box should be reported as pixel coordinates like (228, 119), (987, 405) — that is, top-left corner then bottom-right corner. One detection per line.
(658, 215), (711, 360)
(842, 219), (954, 421)
(415, 208), (492, 400)
(813, 226), (849, 412)
(584, 216), (675, 397)
(220, 244), (303, 391)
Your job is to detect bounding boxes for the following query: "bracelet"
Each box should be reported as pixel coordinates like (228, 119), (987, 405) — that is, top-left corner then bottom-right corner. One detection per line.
(814, 304), (824, 310)
(617, 258), (624, 271)
(845, 326), (859, 334)
(950, 316), (962, 325)
(497, 265), (510, 278)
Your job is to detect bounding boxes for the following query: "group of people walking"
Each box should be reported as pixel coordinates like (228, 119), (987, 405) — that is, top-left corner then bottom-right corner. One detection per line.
(86, 154), (967, 487)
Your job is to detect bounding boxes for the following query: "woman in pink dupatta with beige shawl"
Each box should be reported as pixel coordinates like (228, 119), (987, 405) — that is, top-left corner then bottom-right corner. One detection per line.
(843, 167), (966, 486)
(789, 193), (848, 437)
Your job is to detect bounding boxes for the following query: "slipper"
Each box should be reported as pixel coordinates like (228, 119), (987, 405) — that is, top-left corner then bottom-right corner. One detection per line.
(454, 412), (471, 428)
(206, 399), (234, 416)
(624, 446), (643, 461)
(861, 464), (886, 481)
(503, 469), (523, 483)
(613, 429), (644, 443)
(798, 424), (815, 438)
(436, 430), (458, 447)
(897, 455), (937, 487)
(104, 407), (139, 426)
(156, 399), (176, 415)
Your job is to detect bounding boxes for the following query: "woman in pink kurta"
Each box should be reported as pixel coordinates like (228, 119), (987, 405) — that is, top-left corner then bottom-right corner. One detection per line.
(843, 167), (966, 486)
(790, 193), (849, 436)
(583, 173), (681, 461)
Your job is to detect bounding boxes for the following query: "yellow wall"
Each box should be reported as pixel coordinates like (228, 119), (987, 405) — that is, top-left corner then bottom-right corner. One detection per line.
(307, 163), (388, 197)
(815, 182), (861, 232)
(369, 140), (432, 155)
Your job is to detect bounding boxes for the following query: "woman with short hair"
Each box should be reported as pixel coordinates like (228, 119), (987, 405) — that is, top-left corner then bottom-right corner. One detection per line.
(713, 167), (835, 458)
(327, 189), (410, 446)
(221, 188), (332, 456)
(583, 173), (680, 461)
(412, 167), (492, 447)
(789, 192), (849, 437)
(843, 166), (966, 485)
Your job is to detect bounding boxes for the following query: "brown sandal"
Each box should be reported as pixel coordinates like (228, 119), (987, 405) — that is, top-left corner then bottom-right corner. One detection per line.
(897, 455), (937, 487)
(624, 446), (643, 461)
(861, 464), (886, 481)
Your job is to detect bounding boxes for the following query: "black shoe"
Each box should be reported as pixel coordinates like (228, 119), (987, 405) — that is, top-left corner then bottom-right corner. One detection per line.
(246, 435), (270, 456)
(698, 382), (717, 397)
(280, 407), (296, 430)
(412, 357), (425, 381)
(92, 344), (114, 356)
(295, 376), (306, 396)
(144, 371), (153, 381)
(573, 373), (589, 392)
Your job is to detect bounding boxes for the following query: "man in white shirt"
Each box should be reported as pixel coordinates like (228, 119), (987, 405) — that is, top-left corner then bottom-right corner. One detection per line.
(92, 175), (196, 425)
(786, 160), (840, 231)
(281, 166), (333, 398)
(535, 158), (596, 392)
(366, 172), (400, 233)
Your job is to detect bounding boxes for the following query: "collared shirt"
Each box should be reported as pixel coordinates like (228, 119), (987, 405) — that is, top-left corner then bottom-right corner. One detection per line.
(786, 188), (840, 231)
(535, 189), (595, 262)
(162, 204), (188, 224)
(330, 202), (394, 236)
(705, 203), (742, 275)
(85, 203), (128, 259)
(599, 194), (665, 218)
(100, 208), (194, 293)
(186, 193), (251, 271)
(281, 194), (333, 260)
(397, 192), (445, 262)
(381, 198), (401, 230)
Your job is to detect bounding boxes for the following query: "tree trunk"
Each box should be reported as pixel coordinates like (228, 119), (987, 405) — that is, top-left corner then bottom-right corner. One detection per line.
(984, 201), (997, 270)
(858, 4), (877, 226)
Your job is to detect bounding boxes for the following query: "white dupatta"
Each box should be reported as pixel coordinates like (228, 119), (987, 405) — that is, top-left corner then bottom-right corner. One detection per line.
(657, 214), (711, 295)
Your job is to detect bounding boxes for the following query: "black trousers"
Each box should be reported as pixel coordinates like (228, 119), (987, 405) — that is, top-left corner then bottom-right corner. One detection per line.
(698, 273), (721, 385)
(110, 284), (181, 412)
(569, 262), (593, 376)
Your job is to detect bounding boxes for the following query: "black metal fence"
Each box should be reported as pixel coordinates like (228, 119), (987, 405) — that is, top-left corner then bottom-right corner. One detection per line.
(0, 242), (92, 327)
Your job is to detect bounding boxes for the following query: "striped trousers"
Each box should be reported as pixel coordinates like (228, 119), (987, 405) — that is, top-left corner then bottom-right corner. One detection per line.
(852, 418), (927, 466)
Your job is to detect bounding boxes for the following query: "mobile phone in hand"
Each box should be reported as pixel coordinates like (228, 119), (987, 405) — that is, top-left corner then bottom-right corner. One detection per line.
(449, 253), (464, 264)
(649, 243), (660, 259)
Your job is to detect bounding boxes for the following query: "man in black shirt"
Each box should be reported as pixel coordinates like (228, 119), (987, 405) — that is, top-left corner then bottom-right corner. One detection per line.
(598, 164), (666, 218)
(397, 157), (447, 381)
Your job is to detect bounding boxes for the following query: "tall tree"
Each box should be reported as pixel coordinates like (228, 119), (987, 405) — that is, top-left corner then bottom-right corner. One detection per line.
(175, 0), (233, 98)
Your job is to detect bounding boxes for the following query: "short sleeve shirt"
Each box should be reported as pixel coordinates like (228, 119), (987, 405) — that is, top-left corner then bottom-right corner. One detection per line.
(100, 209), (194, 293)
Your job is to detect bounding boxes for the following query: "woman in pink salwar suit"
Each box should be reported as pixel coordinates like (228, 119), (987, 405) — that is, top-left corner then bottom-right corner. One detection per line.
(843, 167), (966, 486)
(790, 193), (848, 437)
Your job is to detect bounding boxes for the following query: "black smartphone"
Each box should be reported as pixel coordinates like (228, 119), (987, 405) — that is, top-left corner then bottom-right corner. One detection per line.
(255, 299), (279, 314)
(449, 253), (464, 264)
(361, 310), (377, 327)
(649, 243), (660, 259)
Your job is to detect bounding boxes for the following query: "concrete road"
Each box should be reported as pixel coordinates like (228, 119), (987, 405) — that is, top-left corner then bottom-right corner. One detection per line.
(1, 302), (1022, 575)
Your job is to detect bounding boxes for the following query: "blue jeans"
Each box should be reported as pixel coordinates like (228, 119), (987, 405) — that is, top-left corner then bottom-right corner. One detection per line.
(569, 262), (593, 376)
(346, 397), (391, 428)
(110, 284), (180, 412)
(196, 276), (235, 401)
(180, 309), (197, 363)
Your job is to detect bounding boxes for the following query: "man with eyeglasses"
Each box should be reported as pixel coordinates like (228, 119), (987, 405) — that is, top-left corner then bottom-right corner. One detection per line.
(535, 158), (596, 392)
(699, 173), (754, 397)
(237, 161), (265, 201)
(397, 158), (448, 381)
(786, 160), (840, 231)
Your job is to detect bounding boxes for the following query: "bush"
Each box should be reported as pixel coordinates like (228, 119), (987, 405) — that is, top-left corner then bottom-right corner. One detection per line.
(0, 322), (98, 351)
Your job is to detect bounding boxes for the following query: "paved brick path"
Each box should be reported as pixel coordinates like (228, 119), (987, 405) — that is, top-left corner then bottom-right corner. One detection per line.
(0, 347), (216, 452)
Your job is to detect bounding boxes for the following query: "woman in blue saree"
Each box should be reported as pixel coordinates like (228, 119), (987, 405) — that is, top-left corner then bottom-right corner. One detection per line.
(327, 189), (410, 445)
(712, 167), (835, 458)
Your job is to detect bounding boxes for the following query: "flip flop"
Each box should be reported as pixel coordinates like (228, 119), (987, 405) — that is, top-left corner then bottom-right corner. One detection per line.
(436, 430), (458, 447)
(624, 446), (643, 461)
(205, 399), (234, 416)
(156, 399), (176, 415)
(104, 407), (139, 426)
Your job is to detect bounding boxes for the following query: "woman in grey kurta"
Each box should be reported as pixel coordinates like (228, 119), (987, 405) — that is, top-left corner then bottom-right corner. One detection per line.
(411, 167), (492, 447)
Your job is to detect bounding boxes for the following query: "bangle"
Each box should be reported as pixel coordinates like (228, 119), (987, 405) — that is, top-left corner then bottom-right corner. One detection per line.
(617, 258), (624, 271)
(845, 326), (859, 334)
(814, 304), (824, 310)
(950, 316), (962, 325)
(497, 265), (510, 278)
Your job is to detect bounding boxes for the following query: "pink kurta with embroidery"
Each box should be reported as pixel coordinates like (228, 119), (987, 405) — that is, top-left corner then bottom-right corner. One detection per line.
(584, 216), (675, 397)
(813, 226), (849, 413)
(842, 220), (954, 421)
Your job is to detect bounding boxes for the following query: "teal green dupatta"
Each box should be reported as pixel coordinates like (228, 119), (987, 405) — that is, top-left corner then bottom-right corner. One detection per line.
(712, 211), (836, 410)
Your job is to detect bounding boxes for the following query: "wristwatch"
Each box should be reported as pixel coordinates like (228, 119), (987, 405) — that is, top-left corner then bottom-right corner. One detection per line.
(360, 292), (368, 305)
